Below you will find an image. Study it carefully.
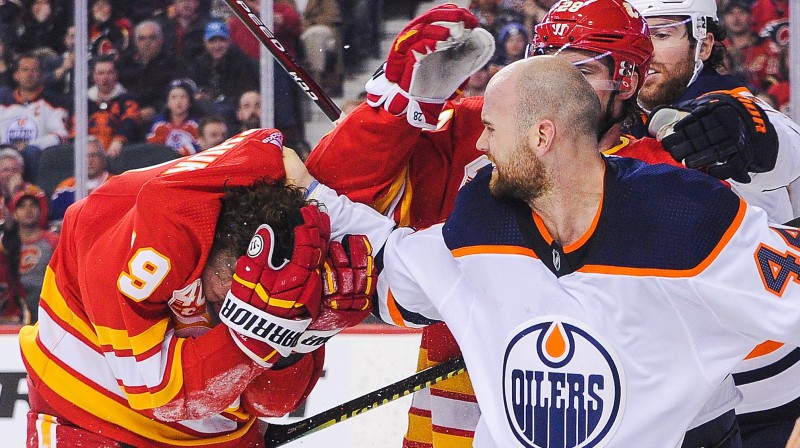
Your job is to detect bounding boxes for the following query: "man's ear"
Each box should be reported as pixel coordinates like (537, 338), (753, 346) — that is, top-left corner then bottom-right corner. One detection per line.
(529, 119), (556, 157)
(698, 32), (715, 62)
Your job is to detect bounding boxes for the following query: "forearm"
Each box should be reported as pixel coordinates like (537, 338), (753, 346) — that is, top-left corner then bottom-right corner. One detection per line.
(151, 324), (265, 421)
(308, 103), (423, 206)
(305, 180), (395, 246)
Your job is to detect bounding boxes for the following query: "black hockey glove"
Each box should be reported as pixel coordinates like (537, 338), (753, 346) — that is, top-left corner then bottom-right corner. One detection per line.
(649, 92), (778, 184)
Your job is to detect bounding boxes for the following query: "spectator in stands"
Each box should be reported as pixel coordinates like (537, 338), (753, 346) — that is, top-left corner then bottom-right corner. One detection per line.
(469, 0), (523, 46)
(0, 1), (23, 48)
(197, 115), (227, 150)
(89, 0), (132, 57)
(190, 20), (258, 130)
(463, 65), (491, 97)
(234, 88), (307, 156)
(147, 78), (200, 156)
(301, 0), (344, 96)
(116, 0), (172, 25)
(162, 0), (208, 62)
(722, 0), (784, 93)
(87, 55), (142, 157)
(15, 0), (66, 54)
(118, 20), (178, 126)
(46, 25), (75, 97)
(227, 0), (307, 139)
(488, 21), (528, 77)
(0, 36), (15, 89)
(0, 53), (69, 181)
(521, 0), (556, 38)
(11, 184), (57, 323)
(339, 0), (383, 71)
(229, 0), (303, 59)
(0, 147), (34, 210)
(0, 211), (27, 325)
(765, 47), (790, 113)
(236, 90), (260, 132)
(49, 136), (110, 229)
(750, 0), (788, 35)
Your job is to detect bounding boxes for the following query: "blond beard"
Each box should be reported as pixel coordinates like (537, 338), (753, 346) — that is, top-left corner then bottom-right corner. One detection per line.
(489, 141), (550, 203)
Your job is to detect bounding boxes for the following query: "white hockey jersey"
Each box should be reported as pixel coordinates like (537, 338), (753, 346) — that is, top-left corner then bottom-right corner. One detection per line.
(310, 156), (800, 447)
(725, 96), (800, 420)
(0, 88), (69, 149)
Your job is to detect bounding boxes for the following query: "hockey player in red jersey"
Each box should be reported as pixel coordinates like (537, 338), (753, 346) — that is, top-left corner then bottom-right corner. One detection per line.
(306, 1), (785, 447)
(18, 128), (376, 447)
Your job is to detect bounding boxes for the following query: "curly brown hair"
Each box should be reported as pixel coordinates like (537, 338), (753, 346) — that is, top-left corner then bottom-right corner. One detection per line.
(209, 179), (312, 266)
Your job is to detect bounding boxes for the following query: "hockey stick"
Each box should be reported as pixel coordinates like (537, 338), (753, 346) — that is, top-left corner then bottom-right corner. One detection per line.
(263, 355), (467, 447)
(223, 0), (342, 121)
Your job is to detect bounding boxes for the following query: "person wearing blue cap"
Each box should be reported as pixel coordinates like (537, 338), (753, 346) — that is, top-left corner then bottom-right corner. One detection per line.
(187, 19), (258, 135)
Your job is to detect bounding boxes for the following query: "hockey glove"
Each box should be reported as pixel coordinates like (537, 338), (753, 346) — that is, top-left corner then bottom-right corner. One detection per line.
(649, 92), (778, 184)
(365, 3), (494, 130)
(219, 205), (329, 367)
(294, 235), (377, 353)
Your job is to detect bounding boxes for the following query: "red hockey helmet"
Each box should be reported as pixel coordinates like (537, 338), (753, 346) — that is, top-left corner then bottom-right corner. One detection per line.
(530, 0), (654, 92)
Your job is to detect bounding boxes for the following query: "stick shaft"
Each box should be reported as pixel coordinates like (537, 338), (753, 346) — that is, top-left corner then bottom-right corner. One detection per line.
(223, 0), (342, 122)
(264, 355), (466, 447)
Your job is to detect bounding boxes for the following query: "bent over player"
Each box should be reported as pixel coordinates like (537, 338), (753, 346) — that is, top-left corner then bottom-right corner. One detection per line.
(18, 128), (374, 447)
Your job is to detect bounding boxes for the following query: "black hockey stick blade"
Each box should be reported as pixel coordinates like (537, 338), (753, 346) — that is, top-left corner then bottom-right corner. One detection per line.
(223, 0), (342, 122)
(263, 355), (467, 447)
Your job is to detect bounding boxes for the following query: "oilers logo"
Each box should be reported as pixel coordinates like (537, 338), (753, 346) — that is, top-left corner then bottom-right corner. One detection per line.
(503, 317), (625, 447)
(7, 117), (38, 144)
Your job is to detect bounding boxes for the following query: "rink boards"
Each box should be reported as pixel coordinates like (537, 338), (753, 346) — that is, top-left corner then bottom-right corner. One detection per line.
(0, 324), (422, 447)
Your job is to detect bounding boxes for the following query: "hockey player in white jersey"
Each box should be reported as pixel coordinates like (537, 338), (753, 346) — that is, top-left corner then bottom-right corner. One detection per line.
(283, 56), (800, 447)
(628, 0), (800, 444)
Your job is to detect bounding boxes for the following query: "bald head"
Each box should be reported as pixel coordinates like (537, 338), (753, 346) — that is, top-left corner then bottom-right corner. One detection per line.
(487, 56), (602, 141)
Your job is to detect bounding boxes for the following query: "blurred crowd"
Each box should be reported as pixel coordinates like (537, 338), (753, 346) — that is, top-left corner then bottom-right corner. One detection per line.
(465, 0), (791, 113)
(0, 0), (384, 324)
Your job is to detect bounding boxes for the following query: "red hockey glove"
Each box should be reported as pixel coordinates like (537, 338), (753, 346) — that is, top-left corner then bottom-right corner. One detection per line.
(294, 235), (377, 353)
(649, 92), (778, 184)
(220, 205), (330, 367)
(365, 3), (494, 130)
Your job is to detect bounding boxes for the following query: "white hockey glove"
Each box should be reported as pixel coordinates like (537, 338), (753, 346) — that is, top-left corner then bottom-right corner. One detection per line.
(365, 4), (495, 130)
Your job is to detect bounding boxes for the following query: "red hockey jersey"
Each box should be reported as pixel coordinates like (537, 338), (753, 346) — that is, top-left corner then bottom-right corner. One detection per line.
(20, 129), (323, 447)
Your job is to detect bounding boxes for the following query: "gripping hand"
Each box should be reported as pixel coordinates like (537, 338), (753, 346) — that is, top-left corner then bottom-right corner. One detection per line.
(366, 3), (494, 130)
(294, 235), (377, 353)
(220, 205), (330, 367)
(650, 92), (778, 184)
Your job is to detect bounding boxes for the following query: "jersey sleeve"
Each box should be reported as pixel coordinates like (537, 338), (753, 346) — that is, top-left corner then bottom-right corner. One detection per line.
(307, 103), (425, 212)
(306, 98), (485, 224)
(374, 225), (450, 328)
(307, 182), (449, 327)
(693, 201), (800, 345)
(738, 98), (800, 192)
(730, 106), (800, 223)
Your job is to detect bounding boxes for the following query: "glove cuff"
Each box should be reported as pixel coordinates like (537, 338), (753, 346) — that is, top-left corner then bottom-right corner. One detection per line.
(366, 66), (446, 130)
(228, 327), (280, 368)
(647, 106), (690, 142)
(219, 292), (312, 357)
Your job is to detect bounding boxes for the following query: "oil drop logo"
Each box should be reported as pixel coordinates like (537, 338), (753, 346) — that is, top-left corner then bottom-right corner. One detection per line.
(503, 317), (625, 447)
